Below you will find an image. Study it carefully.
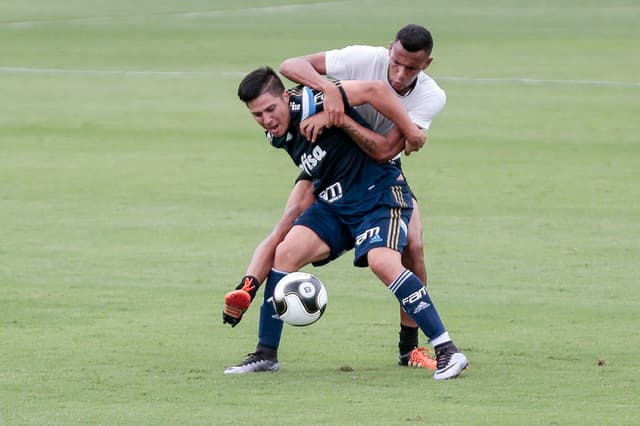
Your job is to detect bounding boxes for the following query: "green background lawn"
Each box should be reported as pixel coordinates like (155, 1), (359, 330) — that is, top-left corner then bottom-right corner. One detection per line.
(1, 1), (639, 424)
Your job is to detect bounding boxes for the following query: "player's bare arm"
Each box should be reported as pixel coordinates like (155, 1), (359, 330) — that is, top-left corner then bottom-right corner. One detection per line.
(340, 116), (407, 162)
(339, 80), (425, 149)
(299, 80), (425, 160)
(223, 179), (314, 327)
(300, 110), (404, 163)
(337, 116), (425, 159)
(279, 52), (345, 127)
(281, 53), (426, 153)
(244, 179), (314, 282)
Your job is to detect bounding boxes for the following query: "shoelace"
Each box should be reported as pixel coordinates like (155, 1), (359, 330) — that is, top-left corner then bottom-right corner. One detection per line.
(241, 353), (264, 365)
(435, 346), (453, 370)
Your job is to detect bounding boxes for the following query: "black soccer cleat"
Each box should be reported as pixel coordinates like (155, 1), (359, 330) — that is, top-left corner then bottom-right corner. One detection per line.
(224, 352), (279, 375)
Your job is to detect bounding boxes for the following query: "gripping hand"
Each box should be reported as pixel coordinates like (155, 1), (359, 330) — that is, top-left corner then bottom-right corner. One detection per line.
(222, 275), (260, 327)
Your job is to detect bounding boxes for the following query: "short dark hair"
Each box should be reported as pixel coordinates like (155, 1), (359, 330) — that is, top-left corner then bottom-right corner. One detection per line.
(394, 24), (433, 53)
(237, 66), (285, 103)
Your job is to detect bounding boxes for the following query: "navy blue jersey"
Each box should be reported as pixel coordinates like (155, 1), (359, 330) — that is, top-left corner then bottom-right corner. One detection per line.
(267, 85), (403, 212)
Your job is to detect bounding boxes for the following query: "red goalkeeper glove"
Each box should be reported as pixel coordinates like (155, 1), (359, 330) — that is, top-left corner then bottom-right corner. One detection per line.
(222, 275), (260, 327)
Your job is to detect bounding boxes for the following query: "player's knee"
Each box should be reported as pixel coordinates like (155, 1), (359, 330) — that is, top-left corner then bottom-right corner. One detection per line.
(366, 252), (386, 276)
(274, 241), (303, 271)
(367, 248), (404, 285)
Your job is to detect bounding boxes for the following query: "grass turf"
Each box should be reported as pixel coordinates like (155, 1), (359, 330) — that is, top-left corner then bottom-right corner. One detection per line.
(1, 0), (639, 424)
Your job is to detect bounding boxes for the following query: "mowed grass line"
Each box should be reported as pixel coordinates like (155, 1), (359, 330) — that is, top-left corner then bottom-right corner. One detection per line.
(2, 0), (640, 424)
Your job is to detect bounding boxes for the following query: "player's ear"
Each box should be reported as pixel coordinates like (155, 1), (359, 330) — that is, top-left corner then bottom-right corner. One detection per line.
(388, 40), (396, 54)
(422, 56), (434, 70)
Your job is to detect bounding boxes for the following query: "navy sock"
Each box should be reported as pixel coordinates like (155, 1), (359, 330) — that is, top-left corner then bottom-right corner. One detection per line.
(388, 270), (446, 340)
(257, 269), (286, 349)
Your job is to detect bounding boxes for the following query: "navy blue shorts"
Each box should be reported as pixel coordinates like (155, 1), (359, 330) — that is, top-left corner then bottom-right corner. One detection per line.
(294, 183), (413, 267)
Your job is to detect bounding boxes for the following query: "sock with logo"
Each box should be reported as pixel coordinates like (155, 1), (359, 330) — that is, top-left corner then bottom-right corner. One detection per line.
(257, 269), (287, 349)
(388, 269), (446, 340)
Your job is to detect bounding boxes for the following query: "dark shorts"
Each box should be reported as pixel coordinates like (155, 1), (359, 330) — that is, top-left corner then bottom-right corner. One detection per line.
(294, 183), (413, 267)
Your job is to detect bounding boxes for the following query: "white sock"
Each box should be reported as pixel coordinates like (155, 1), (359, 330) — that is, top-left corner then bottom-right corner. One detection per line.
(431, 332), (451, 347)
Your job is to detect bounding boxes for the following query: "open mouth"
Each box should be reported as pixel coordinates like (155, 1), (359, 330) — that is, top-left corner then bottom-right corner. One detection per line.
(268, 124), (283, 136)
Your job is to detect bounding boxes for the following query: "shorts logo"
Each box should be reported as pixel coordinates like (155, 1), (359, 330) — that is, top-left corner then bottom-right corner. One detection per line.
(355, 226), (381, 246)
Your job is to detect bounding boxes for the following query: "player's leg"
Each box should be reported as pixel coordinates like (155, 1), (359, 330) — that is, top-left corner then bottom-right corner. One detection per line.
(223, 181), (315, 328)
(351, 180), (426, 364)
(272, 225), (331, 271)
(367, 247), (468, 379)
(258, 225), (331, 356)
(224, 225), (330, 375)
(402, 199), (427, 288)
(368, 247), (444, 338)
(225, 201), (349, 375)
(261, 224), (331, 347)
(352, 191), (468, 380)
(399, 200), (429, 367)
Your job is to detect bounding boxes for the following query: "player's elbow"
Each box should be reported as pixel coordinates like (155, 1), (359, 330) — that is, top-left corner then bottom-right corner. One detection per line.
(378, 141), (403, 163)
(279, 57), (302, 78)
(278, 58), (293, 76)
(369, 146), (398, 163)
(278, 59), (294, 79)
(375, 151), (398, 164)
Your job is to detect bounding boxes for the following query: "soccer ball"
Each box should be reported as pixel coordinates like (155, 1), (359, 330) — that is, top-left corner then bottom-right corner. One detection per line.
(272, 272), (327, 326)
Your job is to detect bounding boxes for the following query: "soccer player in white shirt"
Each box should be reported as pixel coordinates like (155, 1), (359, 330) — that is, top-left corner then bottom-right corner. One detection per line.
(279, 24), (447, 370)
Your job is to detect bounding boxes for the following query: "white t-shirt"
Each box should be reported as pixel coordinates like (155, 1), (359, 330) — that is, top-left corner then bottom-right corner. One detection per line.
(325, 45), (446, 135)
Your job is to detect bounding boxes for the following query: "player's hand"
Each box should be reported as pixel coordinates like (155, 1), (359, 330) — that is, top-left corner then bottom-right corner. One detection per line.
(301, 111), (329, 142)
(222, 275), (260, 327)
(404, 129), (427, 156)
(323, 84), (345, 127)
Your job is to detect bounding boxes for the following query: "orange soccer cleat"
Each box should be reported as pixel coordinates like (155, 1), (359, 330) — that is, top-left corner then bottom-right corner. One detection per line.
(406, 347), (437, 370)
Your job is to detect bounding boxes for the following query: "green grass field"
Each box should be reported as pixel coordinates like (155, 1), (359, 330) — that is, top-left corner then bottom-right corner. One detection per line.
(1, 1), (639, 424)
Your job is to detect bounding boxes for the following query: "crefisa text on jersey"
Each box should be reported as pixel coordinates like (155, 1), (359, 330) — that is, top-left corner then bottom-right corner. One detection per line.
(299, 145), (327, 175)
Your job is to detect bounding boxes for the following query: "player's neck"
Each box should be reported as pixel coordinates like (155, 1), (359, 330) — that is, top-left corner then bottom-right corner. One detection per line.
(391, 77), (418, 97)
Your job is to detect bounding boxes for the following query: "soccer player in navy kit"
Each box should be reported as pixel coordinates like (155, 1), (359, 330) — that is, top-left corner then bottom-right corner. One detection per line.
(224, 67), (468, 379)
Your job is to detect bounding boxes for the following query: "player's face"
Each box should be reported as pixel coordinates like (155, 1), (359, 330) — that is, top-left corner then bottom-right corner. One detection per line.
(246, 91), (291, 137)
(387, 41), (433, 95)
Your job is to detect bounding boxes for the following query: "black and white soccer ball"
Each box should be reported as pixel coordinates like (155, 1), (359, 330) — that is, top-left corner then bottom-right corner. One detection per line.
(272, 272), (327, 326)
